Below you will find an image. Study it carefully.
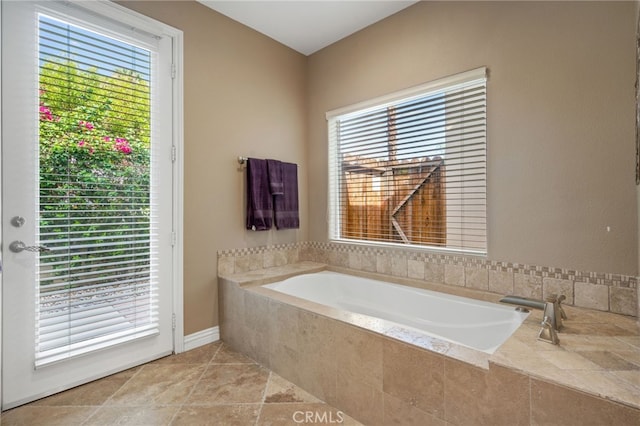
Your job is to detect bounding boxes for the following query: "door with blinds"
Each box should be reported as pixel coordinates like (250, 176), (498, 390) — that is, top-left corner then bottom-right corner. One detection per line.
(2, 1), (176, 409)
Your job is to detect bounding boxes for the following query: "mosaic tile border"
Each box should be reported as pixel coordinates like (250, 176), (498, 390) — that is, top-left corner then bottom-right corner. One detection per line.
(218, 242), (300, 258)
(297, 241), (638, 289)
(217, 240), (639, 317)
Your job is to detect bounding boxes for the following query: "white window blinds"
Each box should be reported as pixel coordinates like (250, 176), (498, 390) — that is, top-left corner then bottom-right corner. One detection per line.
(36, 14), (159, 366)
(327, 68), (487, 255)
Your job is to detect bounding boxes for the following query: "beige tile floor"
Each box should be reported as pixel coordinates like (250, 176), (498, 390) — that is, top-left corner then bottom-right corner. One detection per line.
(0, 342), (361, 425)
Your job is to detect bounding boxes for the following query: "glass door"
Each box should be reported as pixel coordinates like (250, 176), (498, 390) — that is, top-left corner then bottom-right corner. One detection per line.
(2, 1), (175, 409)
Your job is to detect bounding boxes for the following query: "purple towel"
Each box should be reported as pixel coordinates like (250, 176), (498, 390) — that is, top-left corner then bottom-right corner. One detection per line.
(266, 159), (284, 195)
(246, 158), (273, 231)
(274, 162), (299, 229)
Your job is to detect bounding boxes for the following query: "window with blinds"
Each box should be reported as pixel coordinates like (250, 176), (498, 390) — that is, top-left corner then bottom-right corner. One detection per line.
(327, 68), (487, 254)
(36, 14), (158, 366)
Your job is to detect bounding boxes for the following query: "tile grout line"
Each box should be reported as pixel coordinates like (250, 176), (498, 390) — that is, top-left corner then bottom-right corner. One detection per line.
(610, 336), (640, 353)
(254, 371), (273, 426)
(80, 360), (149, 425)
(442, 357), (447, 424)
(166, 342), (224, 425)
(79, 405), (104, 425)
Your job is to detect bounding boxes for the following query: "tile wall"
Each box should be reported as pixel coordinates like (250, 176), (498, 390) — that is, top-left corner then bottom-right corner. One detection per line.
(218, 241), (638, 317)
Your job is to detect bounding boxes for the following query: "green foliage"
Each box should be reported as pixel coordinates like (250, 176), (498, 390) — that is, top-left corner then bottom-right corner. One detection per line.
(39, 60), (152, 282)
(39, 60), (150, 174)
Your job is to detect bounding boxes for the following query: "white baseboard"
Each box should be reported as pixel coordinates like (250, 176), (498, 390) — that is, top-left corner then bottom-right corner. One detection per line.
(183, 326), (220, 352)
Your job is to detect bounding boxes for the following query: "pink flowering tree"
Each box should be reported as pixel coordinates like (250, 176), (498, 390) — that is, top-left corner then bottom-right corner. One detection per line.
(39, 60), (151, 259)
(39, 61), (149, 181)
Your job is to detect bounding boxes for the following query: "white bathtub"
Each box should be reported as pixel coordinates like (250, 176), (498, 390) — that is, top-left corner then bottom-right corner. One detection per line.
(264, 270), (529, 354)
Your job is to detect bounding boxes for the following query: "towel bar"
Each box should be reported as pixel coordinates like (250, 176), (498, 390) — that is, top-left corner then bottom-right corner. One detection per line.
(238, 156), (248, 165)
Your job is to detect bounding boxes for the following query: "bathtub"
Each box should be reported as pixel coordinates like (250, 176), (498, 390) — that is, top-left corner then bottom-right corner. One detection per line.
(264, 270), (529, 354)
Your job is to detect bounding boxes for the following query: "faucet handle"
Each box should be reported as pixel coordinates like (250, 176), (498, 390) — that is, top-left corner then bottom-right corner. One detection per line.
(544, 294), (564, 330)
(538, 315), (559, 345)
(556, 294), (568, 320)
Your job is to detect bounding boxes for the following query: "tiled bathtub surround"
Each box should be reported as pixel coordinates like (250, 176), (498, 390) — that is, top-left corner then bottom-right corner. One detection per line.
(218, 263), (640, 425)
(218, 241), (639, 317)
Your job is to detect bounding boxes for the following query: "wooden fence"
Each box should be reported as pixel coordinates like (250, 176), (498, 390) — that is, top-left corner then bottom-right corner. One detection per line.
(342, 157), (446, 246)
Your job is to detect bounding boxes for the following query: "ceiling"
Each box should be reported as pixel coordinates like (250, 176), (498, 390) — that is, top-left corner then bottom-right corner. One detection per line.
(197, 1), (419, 56)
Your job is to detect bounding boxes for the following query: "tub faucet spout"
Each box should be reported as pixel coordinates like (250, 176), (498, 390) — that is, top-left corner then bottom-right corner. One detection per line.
(500, 294), (566, 345)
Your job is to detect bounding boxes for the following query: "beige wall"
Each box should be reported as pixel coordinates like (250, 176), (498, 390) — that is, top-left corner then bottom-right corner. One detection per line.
(308, 1), (638, 276)
(118, 1), (308, 334)
(118, 0), (638, 335)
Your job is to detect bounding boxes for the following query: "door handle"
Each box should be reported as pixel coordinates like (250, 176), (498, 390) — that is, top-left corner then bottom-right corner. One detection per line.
(8, 241), (50, 253)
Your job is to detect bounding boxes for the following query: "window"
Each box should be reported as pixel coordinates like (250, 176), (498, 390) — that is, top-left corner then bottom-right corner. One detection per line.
(36, 13), (159, 366)
(327, 68), (487, 255)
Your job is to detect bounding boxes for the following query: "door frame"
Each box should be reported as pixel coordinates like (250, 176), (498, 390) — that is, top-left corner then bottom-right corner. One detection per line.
(0, 0), (184, 407)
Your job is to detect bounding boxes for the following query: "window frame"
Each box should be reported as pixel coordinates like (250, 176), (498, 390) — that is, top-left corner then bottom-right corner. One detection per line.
(326, 67), (488, 256)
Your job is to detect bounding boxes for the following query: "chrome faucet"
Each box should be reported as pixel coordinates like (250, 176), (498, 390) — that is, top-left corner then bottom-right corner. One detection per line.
(500, 294), (567, 345)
